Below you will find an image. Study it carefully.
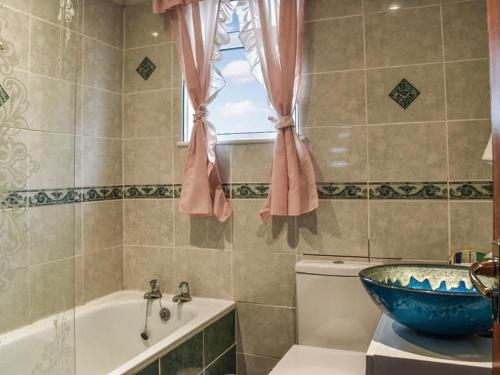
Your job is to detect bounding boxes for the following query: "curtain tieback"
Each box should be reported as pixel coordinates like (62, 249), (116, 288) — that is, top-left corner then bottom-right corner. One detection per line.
(269, 115), (294, 130)
(193, 105), (209, 122)
(193, 105), (216, 164)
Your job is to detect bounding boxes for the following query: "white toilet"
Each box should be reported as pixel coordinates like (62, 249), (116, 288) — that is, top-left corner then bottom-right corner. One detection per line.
(270, 260), (381, 375)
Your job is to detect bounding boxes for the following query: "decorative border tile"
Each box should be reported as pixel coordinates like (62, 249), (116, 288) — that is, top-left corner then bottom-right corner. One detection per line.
(124, 185), (175, 199)
(231, 183), (269, 199)
(449, 181), (493, 200)
(369, 182), (448, 200)
(317, 183), (367, 199)
(0, 181), (493, 208)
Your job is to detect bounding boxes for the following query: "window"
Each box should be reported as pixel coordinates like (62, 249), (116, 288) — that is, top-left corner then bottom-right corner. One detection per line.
(183, 8), (278, 143)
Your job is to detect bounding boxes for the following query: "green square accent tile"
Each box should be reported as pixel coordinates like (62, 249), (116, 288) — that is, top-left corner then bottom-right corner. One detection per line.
(136, 360), (159, 375)
(204, 310), (236, 365)
(161, 332), (203, 375)
(204, 346), (236, 375)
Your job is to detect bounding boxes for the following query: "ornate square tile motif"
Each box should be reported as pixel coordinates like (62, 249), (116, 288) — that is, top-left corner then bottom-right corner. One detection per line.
(389, 79), (420, 109)
(0, 84), (10, 108)
(136, 57), (156, 81)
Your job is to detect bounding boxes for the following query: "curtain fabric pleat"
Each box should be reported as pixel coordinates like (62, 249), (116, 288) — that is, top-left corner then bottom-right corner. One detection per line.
(153, 0), (233, 222)
(236, 0), (318, 223)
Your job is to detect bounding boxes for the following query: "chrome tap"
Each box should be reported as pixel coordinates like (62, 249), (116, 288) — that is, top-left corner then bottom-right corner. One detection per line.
(144, 279), (162, 300)
(172, 281), (192, 303)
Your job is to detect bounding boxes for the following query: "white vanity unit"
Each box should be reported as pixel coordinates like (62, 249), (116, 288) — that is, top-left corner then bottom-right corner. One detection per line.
(366, 315), (492, 375)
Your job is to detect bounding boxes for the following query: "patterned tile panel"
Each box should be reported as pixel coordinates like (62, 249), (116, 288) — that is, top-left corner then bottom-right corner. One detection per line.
(369, 182), (448, 200)
(449, 181), (493, 200)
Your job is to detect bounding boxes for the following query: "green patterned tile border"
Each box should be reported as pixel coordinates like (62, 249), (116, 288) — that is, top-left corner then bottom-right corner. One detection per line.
(231, 183), (269, 199)
(449, 181), (493, 200)
(1, 181), (493, 208)
(125, 185), (175, 199)
(318, 183), (367, 199)
(369, 182), (448, 200)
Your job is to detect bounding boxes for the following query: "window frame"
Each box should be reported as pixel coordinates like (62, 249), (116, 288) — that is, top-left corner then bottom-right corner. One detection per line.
(181, 13), (300, 145)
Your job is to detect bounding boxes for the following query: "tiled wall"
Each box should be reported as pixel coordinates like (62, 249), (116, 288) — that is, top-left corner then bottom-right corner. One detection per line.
(121, 0), (493, 374)
(0, 0), (124, 334)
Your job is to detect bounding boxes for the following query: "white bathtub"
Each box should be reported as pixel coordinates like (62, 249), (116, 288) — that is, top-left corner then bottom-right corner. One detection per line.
(0, 291), (235, 374)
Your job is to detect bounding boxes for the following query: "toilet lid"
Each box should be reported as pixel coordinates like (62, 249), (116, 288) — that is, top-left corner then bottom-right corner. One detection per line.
(270, 345), (366, 375)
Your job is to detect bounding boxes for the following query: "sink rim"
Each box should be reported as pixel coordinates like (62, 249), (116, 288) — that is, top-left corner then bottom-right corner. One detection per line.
(358, 263), (485, 298)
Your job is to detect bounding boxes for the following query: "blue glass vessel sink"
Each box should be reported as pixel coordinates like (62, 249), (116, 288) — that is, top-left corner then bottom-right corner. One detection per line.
(359, 264), (495, 336)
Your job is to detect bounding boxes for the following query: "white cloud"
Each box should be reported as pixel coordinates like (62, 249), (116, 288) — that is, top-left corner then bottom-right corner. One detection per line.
(217, 100), (267, 118)
(221, 59), (254, 84)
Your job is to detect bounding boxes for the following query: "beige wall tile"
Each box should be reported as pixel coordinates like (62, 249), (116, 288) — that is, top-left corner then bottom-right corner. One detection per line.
(232, 200), (297, 253)
(297, 200), (368, 257)
(236, 303), (296, 358)
(304, 126), (367, 182)
(365, 6), (442, 68)
(31, 0), (80, 30)
(24, 131), (75, 189)
(123, 137), (173, 185)
(0, 268), (29, 334)
(124, 44), (172, 93)
(305, 0), (362, 20)
(83, 200), (123, 253)
(368, 123), (448, 182)
(83, 87), (122, 138)
(174, 200), (232, 250)
(125, 2), (172, 49)
(233, 251), (296, 307)
(74, 256), (84, 306)
(124, 199), (174, 247)
(230, 143), (273, 183)
(84, 247), (123, 301)
(0, 7), (29, 71)
(450, 201), (492, 253)
(30, 258), (75, 321)
(124, 246), (175, 293)
(30, 19), (82, 82)
(446, 60), (491, 120)
(0, 208), (28, 270)
(442, 0), (488, 61)
(370, 201), (449, 260)
(363, 0), (439, 13)
(84, 0), (124, 48)
(172, 89), (183, 136)
(174, 248), (232, 299)
(27, 75), (78, 134)
(82, 137), (122, 186)
(29, 205), (76, 265)
(304, 16), (364, 73)
(448, 120), (492, 181)
(124, 90), (172, 138)
(237, 353), (279, 375)
(301, 70), (366, 126)
(4, 0), (28, 12)
(83, 37), (123, 92)
(367, 63), (445, 124)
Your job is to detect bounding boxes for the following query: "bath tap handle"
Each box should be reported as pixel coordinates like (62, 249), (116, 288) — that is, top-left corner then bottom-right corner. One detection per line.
(179, 281), (189, 295)
(150, 279), (160, 292)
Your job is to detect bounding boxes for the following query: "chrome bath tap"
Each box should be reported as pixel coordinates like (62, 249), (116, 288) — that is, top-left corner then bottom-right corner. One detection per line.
(172, 281), (192, 303)
(144, 279), (162, 300)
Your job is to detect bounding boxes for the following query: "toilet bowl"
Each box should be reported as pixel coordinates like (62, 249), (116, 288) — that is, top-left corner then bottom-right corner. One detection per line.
(270, 260), (381, 374)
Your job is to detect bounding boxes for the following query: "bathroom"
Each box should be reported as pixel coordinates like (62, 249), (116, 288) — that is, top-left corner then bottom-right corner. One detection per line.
(0, 0), (497, 374)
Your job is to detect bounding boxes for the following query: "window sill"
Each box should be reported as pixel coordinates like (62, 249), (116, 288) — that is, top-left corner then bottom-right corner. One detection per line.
(176, 137), (276, 147)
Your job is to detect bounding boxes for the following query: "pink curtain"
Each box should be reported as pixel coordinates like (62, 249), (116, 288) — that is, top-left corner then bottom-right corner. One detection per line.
(237, 0), (318, 223)
(153, 0), (232, 222)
